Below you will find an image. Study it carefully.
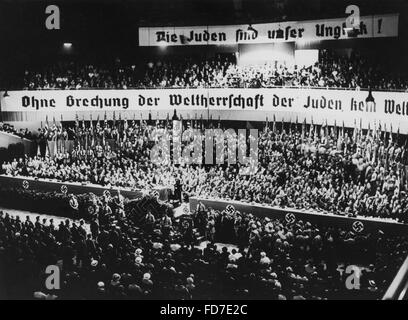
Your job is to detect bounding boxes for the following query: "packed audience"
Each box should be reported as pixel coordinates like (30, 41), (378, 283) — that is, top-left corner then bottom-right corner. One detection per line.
(191, 127), (408, 223)
(2, 117), (408, 223)
(1, 200), (406, 300)
(20, 51), (408, 91)
(0, 122), (33, 140)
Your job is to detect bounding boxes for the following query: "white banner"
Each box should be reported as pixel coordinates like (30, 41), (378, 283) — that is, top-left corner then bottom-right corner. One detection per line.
(139, 14), (399, 46)
(1, 88), (408, 133)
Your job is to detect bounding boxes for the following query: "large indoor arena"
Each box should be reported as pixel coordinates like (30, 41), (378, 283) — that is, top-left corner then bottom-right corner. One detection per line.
(0, 0), (408, 304)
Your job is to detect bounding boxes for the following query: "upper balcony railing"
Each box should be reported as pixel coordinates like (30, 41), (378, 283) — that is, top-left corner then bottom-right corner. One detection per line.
(2, 85), (408, 93)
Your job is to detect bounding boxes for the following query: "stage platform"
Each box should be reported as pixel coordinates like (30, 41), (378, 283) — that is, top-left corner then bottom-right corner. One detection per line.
(0, 175), (171, 201)
(189, 197), (408, 234)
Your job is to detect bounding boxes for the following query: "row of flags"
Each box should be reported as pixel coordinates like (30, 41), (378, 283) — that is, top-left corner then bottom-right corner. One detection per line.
(68, 112), (223, 131)
(45, 112), (406, 156)
(264, 114), (401, 145)
(44, 112), (403, 146)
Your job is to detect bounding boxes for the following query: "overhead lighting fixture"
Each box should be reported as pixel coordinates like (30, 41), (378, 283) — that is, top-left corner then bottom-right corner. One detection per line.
(366, 88), (376, 112)
(63, 42), (73, 49)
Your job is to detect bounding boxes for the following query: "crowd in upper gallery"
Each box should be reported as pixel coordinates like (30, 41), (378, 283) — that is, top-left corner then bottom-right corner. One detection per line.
(19, 50), (408, 91)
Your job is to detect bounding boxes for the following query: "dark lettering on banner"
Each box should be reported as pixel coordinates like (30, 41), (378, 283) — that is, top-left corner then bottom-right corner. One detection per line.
(236, 27), (258, 42)
(138, 95), (160, 107)
(267, 26), (305, 40)
(141, 14), (398, 47)
(315, 23), (347, 39)
(156, 31), (178, 43)
(11, 89), (408, 128)
(156, 30), (226, 44)
(350, 98), (375, 113)
(169, 94), (264, 109)
(66, 95), (129, 109)
(384, 100), (408, 116)
(272, 95), (294, 108)
(22, 96), (56, 110)
(315, 21), (368, 39)
(359, 21), (368, 36)
(303, 96), (342, 110)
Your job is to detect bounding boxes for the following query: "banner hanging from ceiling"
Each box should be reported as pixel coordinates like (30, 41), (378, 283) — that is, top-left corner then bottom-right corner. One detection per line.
(139, 14), (399, 46)
(1, 87), (408, 133)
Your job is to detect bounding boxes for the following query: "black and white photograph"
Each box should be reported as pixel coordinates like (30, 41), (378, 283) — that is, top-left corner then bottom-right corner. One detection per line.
(0, 0), (407, 306)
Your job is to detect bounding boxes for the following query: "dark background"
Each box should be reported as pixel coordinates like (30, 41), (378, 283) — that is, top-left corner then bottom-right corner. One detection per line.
(0, 0), (407, 88)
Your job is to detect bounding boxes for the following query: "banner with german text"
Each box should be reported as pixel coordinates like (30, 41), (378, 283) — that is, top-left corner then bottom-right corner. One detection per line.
(1, 88), (408, 133)
(139, 14), (399, 46)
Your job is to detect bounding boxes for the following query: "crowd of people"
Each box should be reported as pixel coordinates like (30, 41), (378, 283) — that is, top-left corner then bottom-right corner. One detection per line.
(1, 119), (168, 190)
(3, 0), (408, 302)
(1, 199), (406, 300)
(1, 111), (408, 300)
(190, 125), (408, 222)
(20, 51), (408, 91)
(2, 116), (408, 222)
(0, 122), (33, 140)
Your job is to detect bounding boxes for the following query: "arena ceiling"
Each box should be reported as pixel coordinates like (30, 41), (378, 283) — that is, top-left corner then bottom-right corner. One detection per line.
(0, 0), (405, 26)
